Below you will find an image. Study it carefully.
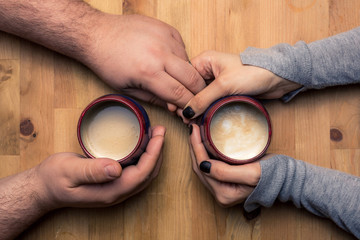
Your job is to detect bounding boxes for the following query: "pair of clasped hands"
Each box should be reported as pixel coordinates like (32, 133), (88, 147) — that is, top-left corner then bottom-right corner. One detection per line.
(36, 15), (301, 211)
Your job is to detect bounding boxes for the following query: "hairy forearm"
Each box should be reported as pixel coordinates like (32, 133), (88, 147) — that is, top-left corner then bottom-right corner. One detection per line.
(0, 167), (50, 239)
(0, 0), (103, 62)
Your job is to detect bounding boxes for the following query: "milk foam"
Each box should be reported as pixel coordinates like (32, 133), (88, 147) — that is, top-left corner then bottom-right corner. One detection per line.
(81, 104), (140, 160)
(210, 103), (268, 160)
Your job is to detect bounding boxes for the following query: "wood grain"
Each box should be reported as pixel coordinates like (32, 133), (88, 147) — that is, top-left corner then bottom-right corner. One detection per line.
(0, 156), (20, 178)
(0, 60), (19, 155)
(0, 0), (358, 239)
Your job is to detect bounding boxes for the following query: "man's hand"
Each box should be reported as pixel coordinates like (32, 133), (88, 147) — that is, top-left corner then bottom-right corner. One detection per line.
(0, 125), (165, 239)
(0, 1), (206, 112)
(38, 125), (166, 208)
(87, 14), (206, 111)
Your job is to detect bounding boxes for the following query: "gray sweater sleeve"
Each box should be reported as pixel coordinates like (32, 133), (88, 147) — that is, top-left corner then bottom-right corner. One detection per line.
(240, 27), (360, 89)
(244, 155), (360, 238)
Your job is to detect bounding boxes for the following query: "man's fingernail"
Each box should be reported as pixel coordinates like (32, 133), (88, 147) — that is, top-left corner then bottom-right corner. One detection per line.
(105, 165), (120, 178)
(183, 106), (195, 119)
(199, 161), (211, 173)
(189, 124), (193, 135)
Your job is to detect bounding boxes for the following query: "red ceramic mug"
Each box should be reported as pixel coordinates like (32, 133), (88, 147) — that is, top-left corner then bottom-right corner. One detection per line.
(77, 94), (150, 167)
(200, 95), (271, 164)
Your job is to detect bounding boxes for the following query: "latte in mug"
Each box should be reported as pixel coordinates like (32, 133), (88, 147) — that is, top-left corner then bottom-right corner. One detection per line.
(210, 102), (269, 160)
(200, 95), (271, 164)
(80, 103), (140, 160)
(78, 94), (150, 167)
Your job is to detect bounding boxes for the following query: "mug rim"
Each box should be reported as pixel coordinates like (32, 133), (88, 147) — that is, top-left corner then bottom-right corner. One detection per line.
(203, 95), (272, 164)
(77, 94), (145, 164)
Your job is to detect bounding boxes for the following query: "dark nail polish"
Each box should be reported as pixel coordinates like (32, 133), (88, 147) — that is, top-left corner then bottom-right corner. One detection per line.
(243, 207), (261, 220)
(183, 106), (195, 119)
(199, 161), (211, 173)
(189, 124), (193, 135)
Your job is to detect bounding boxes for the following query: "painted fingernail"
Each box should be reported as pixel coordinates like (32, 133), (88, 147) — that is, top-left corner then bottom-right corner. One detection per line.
(243, 207), (261, 220)
(183, 106), (195, 119)
(199, 161), (211, 173)
(189, 124), (193, 135)
(105, 165), (120, 178)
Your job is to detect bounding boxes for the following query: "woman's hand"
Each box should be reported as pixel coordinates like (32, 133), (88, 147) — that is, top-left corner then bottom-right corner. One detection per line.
(189, 124), (263, 207)
(182, 51), (301, 119)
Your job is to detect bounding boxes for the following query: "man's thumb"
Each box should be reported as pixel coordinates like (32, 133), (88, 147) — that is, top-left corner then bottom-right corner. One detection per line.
(75, 158), (122, 184)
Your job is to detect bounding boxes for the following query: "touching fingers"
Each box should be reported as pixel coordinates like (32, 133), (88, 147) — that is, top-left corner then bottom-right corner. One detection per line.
(183, 51), (245, 119)
(165, 55), (206, 94)
(191, 50), (218, 80)
(145, 71), (195, 108)
(183, 80), (229, 119)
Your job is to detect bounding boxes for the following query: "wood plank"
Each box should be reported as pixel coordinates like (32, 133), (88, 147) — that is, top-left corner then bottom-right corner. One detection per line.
(87, 207), (124, 240)
(329, 0), (360, 35)
(0, 32), (20, 59)
(331, 149), (360, 176)
(260, 203), (302, 240)
(0, 156), (20, 178)
(212, 0), (262, 52)
(259, 0), (329, 46)
(329, 86), (360, 150)
(54, 108), (83, 154)
(53, 52), (113, 109)
(295, 91), (331, 168)
(53, 55), (78, 109)
(123, 103), (197, 240)
(72, 64), (114, 110)
(265, 100), (296, 153)
(19, 209), (91, 240)
(19, 41), (55, 169)
(0, 60), (20, 155)
(294, 92), (332, 239)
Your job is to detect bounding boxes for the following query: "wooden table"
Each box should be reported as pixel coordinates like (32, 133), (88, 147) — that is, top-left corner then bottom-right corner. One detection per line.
(0, 0), (359, 239)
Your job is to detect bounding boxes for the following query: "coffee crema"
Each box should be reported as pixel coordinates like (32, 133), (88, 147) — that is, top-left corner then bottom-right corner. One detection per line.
(80, 103), (140, 160)
(210, 102), (269, 160)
